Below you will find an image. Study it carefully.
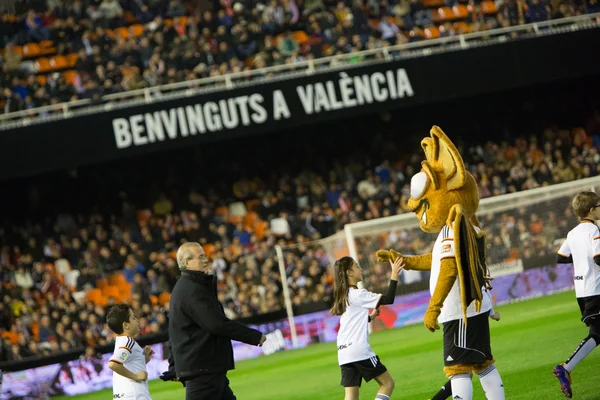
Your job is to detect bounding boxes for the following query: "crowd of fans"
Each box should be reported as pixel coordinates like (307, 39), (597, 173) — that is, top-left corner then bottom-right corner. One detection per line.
(2, 0), (599, 114)
(1, 101), (600, 363)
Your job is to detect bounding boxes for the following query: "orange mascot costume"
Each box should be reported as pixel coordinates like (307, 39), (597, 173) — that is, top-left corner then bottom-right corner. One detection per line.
(376, 126), (505, 400)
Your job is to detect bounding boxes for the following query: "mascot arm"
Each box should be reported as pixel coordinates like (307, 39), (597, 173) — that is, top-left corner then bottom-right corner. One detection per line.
(376, 250), (432, 271)
(423, 257), (458, 332)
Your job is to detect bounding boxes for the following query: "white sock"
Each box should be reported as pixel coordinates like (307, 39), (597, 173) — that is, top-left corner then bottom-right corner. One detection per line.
(564, 336), (597, 372)
(450, 374), (473, 400)
(478, 364), (505, 400)
(375, 394), (390, 400)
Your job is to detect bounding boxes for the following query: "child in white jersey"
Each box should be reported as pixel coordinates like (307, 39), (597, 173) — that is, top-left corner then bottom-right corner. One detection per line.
(553, 191), (600, 398)
(330, 256), (404, 400)
(107, 304), (154, 400)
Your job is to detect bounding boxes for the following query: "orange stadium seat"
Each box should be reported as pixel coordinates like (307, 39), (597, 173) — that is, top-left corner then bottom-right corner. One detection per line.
(118, 282), (132, 301)
(66, 53), (78, 67)
(114, 27), (129, 38)
(50, 55), (68, 70)
(23, 43), (40, 57)
(481, 0), (498, 14)
(293, 30), (309, 44)
(437, 7), (455, 21)
(425, 26), (441, 39)
(62, 70), (77, 84)
(423, 0), (445, 7)
(34, 58), (51, 73)
(453, 21), (472, 33)
(130, 24), (144, 37)
(110, 273), (126, 286)
(103, 285), (120, 300)
(159, 293), (171, 306)
(452, 5), (469, 19)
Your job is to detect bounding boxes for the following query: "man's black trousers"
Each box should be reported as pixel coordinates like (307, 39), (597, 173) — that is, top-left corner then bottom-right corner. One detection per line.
(184, 372), (236, 400)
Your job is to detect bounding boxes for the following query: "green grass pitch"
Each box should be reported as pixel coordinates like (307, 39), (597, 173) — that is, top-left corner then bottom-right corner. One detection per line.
(59, 291), (598, 399)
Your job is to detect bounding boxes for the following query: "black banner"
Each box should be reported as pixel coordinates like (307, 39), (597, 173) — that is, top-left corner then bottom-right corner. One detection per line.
(1, 27), (599, 180)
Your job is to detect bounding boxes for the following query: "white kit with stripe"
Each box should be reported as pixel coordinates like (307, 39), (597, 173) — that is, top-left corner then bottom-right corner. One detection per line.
(337, 288), (382, 366)
(109, 335), (151, 399)
(431, 224), (491, 324)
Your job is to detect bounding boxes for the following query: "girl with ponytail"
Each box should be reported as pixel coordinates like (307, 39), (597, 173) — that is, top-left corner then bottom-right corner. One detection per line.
(331, 256), (405, 400)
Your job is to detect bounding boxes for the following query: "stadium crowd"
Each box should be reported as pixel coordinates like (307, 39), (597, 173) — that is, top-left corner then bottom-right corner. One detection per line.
(1, 104), (600, 362)
(2, 0), (599, 114)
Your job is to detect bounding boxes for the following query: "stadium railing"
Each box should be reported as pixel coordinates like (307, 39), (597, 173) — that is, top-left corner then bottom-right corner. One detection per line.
(0, 12), (598, 129)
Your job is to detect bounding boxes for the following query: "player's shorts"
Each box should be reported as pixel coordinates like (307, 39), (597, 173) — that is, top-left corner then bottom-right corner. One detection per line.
(443, 311), (493, 366)
(340, 356), (387, 387)
(577, 295), (600, 326)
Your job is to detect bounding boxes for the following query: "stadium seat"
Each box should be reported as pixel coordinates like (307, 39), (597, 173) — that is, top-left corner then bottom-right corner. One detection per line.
(452, 5), (469, 19)
(62, 70), (77, 84)
(253, 221), (269, 239)
(481, 0), (498, 14)
(453, 21), (472, 33)
(130, 24), (144, 37)
(34, 58), (51, 73)
(114, 27), (129, 39)
(23, 43), (41, 57)
(66, 53), (78, 67)
(425, 26), (441, 39)
(159, 293), (171, 306)
(118, 282), (132, 301)
(203, 243), (216, 258)
(423, 0), (445, 7)
(39, 40), (56, 55)
(110, 273), (126, 286)
(150, 295), (159, 305)
(293, 30), (309, 44)
(50, 55), (68, 70)
(243, 211), (259, 228)
(86, 288), (106, 306)
(102, 285), (120, 300)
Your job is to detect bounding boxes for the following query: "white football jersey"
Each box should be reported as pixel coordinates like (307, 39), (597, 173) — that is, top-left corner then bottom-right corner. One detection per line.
(557, 221), (600, 298)
(109, 335), (151, 400)
(431, 224), (491, 324)
(337, 288), (382, 365)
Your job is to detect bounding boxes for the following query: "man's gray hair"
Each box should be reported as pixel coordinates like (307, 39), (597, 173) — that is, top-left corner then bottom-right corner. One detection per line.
(176, 242), (201, 271)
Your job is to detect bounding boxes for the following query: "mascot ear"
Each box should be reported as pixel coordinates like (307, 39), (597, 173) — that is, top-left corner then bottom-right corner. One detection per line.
(420, 125), (467, 191)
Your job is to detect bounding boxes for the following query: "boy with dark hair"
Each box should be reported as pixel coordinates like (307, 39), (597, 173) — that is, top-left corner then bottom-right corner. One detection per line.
(553, 191), (600, 398)
(107, 304), (155, 400)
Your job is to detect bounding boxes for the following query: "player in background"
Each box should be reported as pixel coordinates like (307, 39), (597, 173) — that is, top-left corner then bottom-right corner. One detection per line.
(553, 191), (600, 398)
(331, 256), (405, 400)
(107, 304), (155, 400)
(428, 293), (501, 400)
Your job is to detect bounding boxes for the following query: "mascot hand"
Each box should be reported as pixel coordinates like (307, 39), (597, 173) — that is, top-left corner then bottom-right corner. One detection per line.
(424, 307), (441, 332)
(376, 249), (403, 263)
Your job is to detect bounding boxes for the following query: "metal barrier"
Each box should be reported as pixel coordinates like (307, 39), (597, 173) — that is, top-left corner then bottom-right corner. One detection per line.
(0, 12), (599, 130)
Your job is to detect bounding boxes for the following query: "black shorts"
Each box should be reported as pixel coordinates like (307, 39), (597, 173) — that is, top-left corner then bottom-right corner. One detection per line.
(577, 295), (600, 326)
(340, 356), (387, 387)
(443, 311), (493, 366)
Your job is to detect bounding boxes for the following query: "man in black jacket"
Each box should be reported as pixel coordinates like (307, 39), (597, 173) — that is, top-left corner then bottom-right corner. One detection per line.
(163, 242), (266, 400)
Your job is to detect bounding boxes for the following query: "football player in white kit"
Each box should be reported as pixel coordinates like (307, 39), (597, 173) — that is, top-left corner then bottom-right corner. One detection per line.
(107, 304), (155, 400)
(553, 191), (600, 398)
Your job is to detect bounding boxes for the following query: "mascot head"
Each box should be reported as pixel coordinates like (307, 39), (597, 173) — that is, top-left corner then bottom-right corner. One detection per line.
(407, 126), (479, 233)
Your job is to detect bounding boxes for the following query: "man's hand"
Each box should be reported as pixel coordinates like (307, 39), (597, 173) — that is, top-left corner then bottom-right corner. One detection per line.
(424, 307), (441, 332)
(134, 371), (148, 382)
(144, 346), (155, 363)
(258, 335), (267, 347)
